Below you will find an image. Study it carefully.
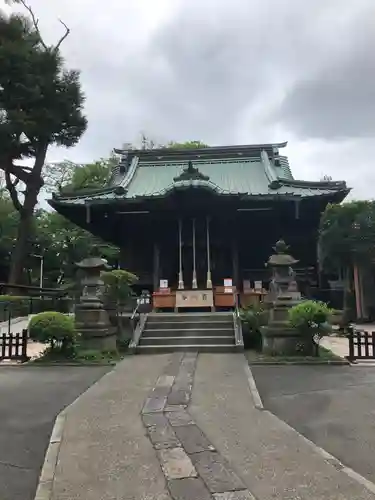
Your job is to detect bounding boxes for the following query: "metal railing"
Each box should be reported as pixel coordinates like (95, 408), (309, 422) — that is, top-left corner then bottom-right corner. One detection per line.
(128, 302), (149, 352)
(232, 292), (244, 350)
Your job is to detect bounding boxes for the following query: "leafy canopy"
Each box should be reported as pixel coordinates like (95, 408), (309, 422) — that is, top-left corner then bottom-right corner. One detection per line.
(0, 10), (87, 163)
(319, 201), (375, 271)
(0, 2), (87, 284)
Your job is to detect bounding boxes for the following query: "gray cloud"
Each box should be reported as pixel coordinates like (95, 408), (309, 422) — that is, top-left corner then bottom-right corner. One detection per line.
(2, 0), (374, 198)
(274, 11), (375, 139)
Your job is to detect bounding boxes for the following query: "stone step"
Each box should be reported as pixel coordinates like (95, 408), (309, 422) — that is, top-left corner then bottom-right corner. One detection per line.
(148, 313), (232, 323)
(145, 326), (233, 334)
(142, 328), (233, 338)
(145, 321), (233, 330)
(139, 336), (235, 346)
(137, 344), (238, 354)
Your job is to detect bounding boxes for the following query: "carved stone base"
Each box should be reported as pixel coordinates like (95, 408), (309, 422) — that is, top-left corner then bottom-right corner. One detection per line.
(261, 327), (314, 356)
(261, 294), (313, 356)
(75, 306), (116, 351)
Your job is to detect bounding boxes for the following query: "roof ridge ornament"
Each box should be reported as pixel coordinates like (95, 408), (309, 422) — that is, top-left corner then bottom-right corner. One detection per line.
(173, 160), (210, 182)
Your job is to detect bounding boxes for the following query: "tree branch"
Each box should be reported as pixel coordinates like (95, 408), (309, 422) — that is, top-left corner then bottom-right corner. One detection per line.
(0, 160), (31, 184)
(54, 19), (70, 51)
(5, 171), (23, 213)
(17, 0), (48, 49)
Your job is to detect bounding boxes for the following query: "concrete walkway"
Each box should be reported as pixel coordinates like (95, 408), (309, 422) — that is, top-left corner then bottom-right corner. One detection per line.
(321, 335), (349, 358)
(44, 353), (375, 500)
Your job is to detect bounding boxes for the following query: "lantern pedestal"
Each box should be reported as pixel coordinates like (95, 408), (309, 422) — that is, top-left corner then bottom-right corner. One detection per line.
(75, 258), (117, 351)
(262, 295), (314, 356)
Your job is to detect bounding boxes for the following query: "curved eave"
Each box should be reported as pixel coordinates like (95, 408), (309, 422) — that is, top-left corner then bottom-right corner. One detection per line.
(114, 141), (288, 158)
(48, 188), (350, 211)
(270, 178), (348, 190)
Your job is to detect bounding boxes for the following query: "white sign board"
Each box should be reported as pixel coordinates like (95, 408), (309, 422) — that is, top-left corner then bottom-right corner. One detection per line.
(243, 280), (251, 290)
(224, 278), (233, 287)
(159, 279), (168, 289)
(254, 281), (263, 291)
(175, 290), (214, 308)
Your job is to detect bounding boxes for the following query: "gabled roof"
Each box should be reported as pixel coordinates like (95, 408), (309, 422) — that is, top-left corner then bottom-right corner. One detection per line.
(49, 142), (350, 207)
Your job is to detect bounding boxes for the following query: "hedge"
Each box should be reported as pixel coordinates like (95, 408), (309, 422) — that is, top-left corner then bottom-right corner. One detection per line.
(0, 295), (74, 322)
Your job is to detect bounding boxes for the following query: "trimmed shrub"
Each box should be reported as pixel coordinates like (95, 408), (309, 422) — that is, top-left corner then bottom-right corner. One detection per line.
(29, 312), (76, 356)
(289, 300), (332, 341)
(101, 269), (138, 305)
(240, 303), (269, 350)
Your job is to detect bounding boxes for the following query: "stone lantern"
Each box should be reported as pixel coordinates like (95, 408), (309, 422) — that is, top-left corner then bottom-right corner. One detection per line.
(267, 240), (299, 299)
(261, 240), (311, 356)
(75, 257), (117, 351)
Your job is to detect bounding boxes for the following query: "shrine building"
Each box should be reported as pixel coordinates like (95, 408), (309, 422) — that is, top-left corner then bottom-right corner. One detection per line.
(50, 142), (349, 311)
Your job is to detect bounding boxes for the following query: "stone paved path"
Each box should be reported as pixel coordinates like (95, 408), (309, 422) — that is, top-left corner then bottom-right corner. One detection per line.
(48, 353), (375, 500)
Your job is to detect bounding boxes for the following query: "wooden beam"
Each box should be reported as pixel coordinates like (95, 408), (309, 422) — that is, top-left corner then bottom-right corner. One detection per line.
(153, 241), (160, 291)
(231, 236), (239, 288)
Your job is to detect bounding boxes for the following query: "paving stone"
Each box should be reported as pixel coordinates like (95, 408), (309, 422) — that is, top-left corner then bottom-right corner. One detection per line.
(164, 404), (188, 412)
(156, 375), (175, 388)
(168, 477), (212, 500)
(158, 447), (197, 480)
(174, 425), (215, 454)
(167, 389), (190, 406)
(165, 408), (195, 427)
(174, 377), (193, 392)
(178, 363), (196, 379)
(147, 421), (181, 450)
(151, 386), (172, 399)
(213, 491), (256, 500)
(190, 451), (245, 493)
(142, 412), (169, 428)
(142, 396), (166, 413)
(164, 353), (185, 376)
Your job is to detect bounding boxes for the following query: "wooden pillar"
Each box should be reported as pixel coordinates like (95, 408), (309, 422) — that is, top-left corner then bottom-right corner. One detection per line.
(152, 241), (160, 291)
(192, 218), (198, 289)
(231, 237), (239, 288)
(178, 218), (184, 289)
(206, 216), (212, 289)
(120, 243), (133, 270)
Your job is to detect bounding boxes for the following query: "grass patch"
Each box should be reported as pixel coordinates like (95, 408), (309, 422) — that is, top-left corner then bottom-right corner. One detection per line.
(31, 346), (124, 365)
(245, 346), (347, 365)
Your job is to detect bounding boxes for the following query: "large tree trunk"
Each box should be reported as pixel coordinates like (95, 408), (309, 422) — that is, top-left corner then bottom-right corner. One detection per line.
(7, 145), (47, 286)
(8, 211), (33, 285)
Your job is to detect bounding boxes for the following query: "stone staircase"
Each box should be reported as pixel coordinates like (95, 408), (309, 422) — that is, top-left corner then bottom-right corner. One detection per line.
(137, 312), (237, 353)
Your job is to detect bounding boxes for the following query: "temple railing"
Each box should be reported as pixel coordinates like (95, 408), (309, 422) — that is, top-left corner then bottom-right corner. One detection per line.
(232, 292), (244, 350)
(128, 303), (148, 352)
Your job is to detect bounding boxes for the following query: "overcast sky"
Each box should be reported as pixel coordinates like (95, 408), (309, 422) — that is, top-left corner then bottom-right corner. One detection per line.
(3, 0), (375, 199)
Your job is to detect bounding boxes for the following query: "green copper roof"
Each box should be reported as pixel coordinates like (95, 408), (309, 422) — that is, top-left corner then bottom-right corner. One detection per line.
(127, 158), (274, 197)
(50, 143), (349, 206)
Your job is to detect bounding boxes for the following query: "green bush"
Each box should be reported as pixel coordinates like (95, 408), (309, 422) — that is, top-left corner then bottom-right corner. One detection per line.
(29, 312), (76, 356)
(101, 269), (138, 305)
(240, 303), (269, 350)
(289, 300), (332, 340)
